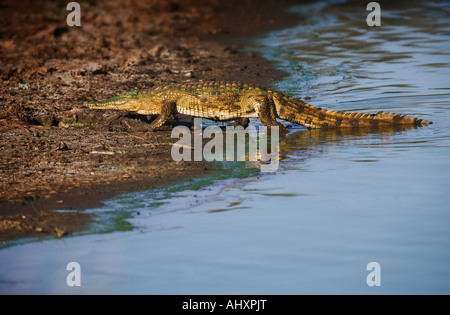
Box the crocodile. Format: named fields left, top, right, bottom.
left=87, top=81, right=430, bottom=132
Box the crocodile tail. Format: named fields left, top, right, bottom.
left=274, top=94, right=430, bottom=128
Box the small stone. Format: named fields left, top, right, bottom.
left=57, top=141, right=68, bottom=151
left=55, top=227, right=66, bottom=238
left=149, top=44, right=166, bottom=58
left=58, top=121, right=69, bottom=128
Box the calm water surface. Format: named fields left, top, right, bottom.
left=1, top=0, right=450, bottom=294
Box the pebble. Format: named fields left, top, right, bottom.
left=57, top=141, right=68, bottom=151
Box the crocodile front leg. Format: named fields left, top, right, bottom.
left=148, top=102, right=175, bottom=131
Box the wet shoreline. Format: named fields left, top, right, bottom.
left=0, top=0, right=301, bottom=241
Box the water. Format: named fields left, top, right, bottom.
left=1, top=0, right=450, bottom=294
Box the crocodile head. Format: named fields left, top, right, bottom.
left=88, top=91, right=140, bottom=110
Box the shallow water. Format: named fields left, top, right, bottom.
left=1, top=0, right=450, bottom=294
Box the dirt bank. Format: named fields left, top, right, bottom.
left=0, top=0, right=300, bottom=242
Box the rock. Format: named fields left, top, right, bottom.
left=57, top=141, right=68, bottom=151
left=55, top=227, right=67, bottom=237
left=149, top=44, right=166, bottom=58
left=58, top=121, right=69, bottom=128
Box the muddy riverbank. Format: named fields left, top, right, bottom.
left=0, top=0, right=301, bottom=241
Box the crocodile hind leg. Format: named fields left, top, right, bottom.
left=145, top=102, right=175, bottom=131
left=254, top=95, right=288, bottom=133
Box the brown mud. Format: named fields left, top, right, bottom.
left=0, top=0, right=301, bottom=242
